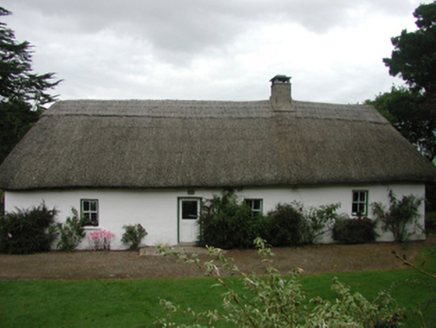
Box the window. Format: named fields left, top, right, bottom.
left=352, top=191, right=368, bottom=216
left=245, top=199, right=263, bottom=218
left=81, top=199, right=99, bottom=226
left=181, top=200, right=199, bottom=220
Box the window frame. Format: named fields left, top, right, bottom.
left=81, top=199, right=99, bottom=226
left=351, top=190, right=368, bottom=216
left=244, top=199, right=263, bottom=218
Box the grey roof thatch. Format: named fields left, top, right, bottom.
left=0, top=99, right=435, bottom=190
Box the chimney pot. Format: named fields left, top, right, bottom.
left=270, top=75, right=295, bottom=111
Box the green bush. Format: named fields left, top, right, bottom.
left=333, top=216, right=377, bottom=244
left=199, top=192, right=342, bottom=249
left=266, top=203, right=307, bottom=247
left=264, top=203, right=341, bottom=247
left=56, top=208, right=86, bottom=252
left=121, top=223, right=147, bottom=250
left=0, top=203, right=58, bottom=254
left=198, top=191, right=267, bottom=249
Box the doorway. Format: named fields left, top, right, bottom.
left=178, top=198, right=200, bottom=243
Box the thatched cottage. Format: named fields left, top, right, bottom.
left=0, top=75, right=435, bottom=249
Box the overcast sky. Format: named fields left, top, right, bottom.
left=2, top=0, right=431, bottom=104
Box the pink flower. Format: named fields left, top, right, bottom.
left=7, top=233, right=12, bottom=239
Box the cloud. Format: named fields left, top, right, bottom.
left=1, top=0, right=430, bottom=103
left=5, top=0, right=418, bottom=57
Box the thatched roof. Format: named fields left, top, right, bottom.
left=0, top=99, right=435, bottom=191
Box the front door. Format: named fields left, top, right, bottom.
left=179, top=198, right=200, bottom=243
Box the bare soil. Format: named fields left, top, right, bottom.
left=1, top=237, right=435, bottom=281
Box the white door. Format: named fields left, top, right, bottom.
left=179, top=198, right=200, bottom=243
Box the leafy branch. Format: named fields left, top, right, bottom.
left=391, top=250, right=436, bottom=280
left=155, top=238, right=403, bottom=327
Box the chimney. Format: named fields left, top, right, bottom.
left=269, top=75, right=295, bottom=111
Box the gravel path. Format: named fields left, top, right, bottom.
left=1, top=237, right=434, bottom=281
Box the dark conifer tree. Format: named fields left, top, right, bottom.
left=0, top=7, right=61, bottom=164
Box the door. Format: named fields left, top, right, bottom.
left=179, top=198, right=200, bottom=243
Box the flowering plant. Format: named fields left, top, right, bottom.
left=87, top=229, right=114, bottom=250
left=371, top=190, right=423, bottom=242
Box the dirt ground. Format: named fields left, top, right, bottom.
left=1, top=237, right=435, bottom=281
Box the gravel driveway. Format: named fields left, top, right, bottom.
left=1, top=237, right=434, bottom=281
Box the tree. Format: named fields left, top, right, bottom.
left=366, top=86, right=436, bottom=162
left=0, top=7, right=61, bottom=164
left=369, top=2, right=436, bottom=163
left=383, top=2, right=436, bottom=95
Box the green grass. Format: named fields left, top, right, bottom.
left=0, top=278, right=227, bottom=327
left=1, top=248, right=435, bottom=327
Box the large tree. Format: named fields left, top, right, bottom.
left=366, top=86, right=436, bottom=162
left=369, top=1, right=436, bottom=162
left=0, top=7, right=61, bottom=164
left=383, top=2, right=436, bottom=95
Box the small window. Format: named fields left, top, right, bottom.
left=352, top=191, right=368, bottom=216
left=245, top=199, right=263, bottom=218
left=181, top=200, right=199, bottom=220
left=81, top=199, right=99, bottom=226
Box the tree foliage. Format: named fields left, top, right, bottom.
left=383, top=2, right=436, bottom=95
left=368, top=2, right=436, bottom=162
left=0, top=7, right=61, bottom=164
left=366, top=86, right=436, bottom=161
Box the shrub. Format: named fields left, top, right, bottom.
left=156, top=238, right=404, bottom=327
left=266, top=203, right=307, bottom=246
left=199, top=192, right=343, bottom=249
left=121, top=224, right=147, bottom=250
left=333, top=216, right=377, bottom=244
left=0, top=203, right=58, bottom=254
left=56, top=208, right=86, bottom=252
left=301, top=203, right=341, bottom=243
left=198, top=191, right=266, bottom=249
left=87, top=230, right=114, bottom=250
left=372, top=190, right=423, bottom=242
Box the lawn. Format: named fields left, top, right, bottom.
left=0, top=245, right=435, bottom=327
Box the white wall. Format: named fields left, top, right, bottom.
left=4, top=183, right=426, bottom=249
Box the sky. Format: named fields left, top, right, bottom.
left=1, top=0, right=432, bottom=104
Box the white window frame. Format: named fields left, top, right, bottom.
left=352, top=190, right=368, bottom=216
left=244, top=199, right=263, bottom=218
left=81, top=199, right=99, bottom=226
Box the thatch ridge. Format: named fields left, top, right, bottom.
left=45, top=99, right=387, bottom=123
left=0, top=99, right=434, bottom=191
